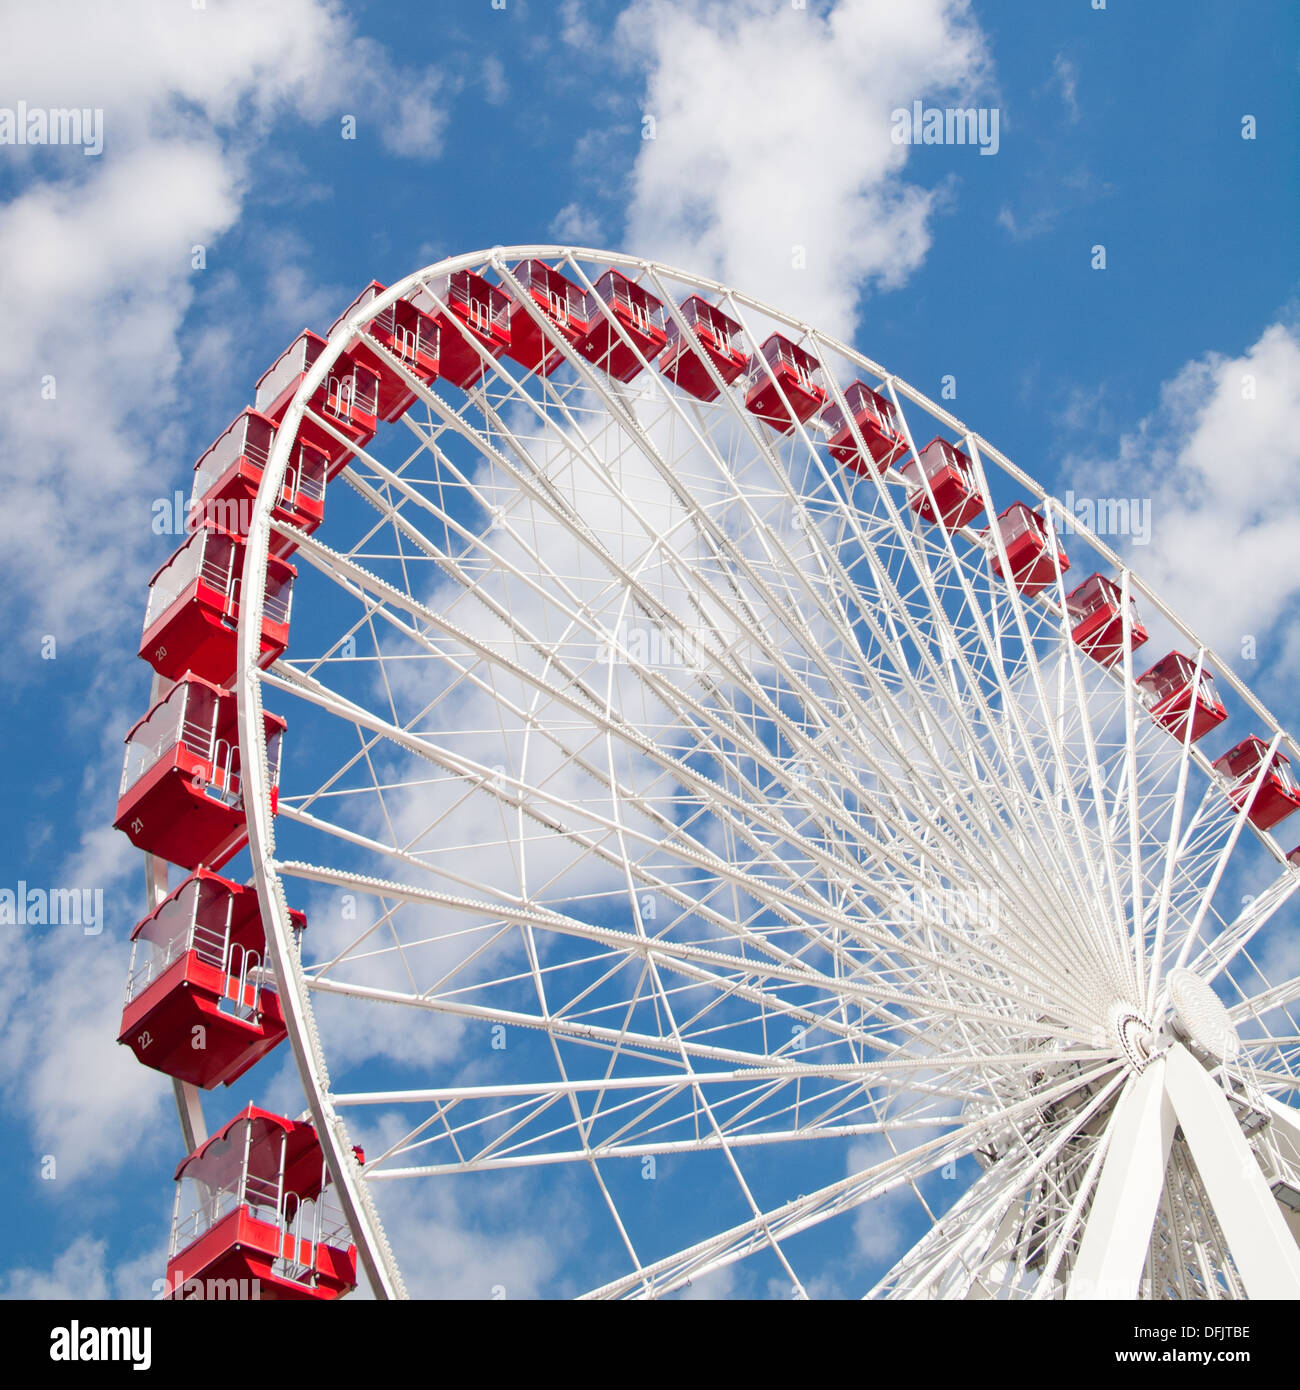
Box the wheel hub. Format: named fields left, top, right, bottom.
left=1166, top=967, right=1241, bottom=1063
left=1108, top=1002, right=1155, bottom=1072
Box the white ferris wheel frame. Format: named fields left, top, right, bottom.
left=173, top=245, right=1300, bottom=1301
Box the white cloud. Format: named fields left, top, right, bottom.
left=560, top=0, right=601, bottom=52
left=373, top=64, right=452, bottom=158
left=482, top=55, right=510, bottom=107
left=678, top=1263, right=738, bottom=1299
left=996, top=203, right=1057, bottom=243
left=1068, top=321, right=1300, bottom=687
left=848, top=1137, right=919, bottom=1265
left=1053, top=53, right=1080, bottom=124
left=0, top=1237, right=112, bottom=1300
left=0, top=1234, right=168, bottom=1300
left=347, top=1110, right=566, bottom=1298
left=616, top=0, right=993, bottom=339
left=0, top=141, right=241, bottom=638
left=550, top=199, right=605, bottom=245
left=0, top=0, right=454, bottom=643
left=368, top=1177, right=560, bottom=1299
left=0, top=1, right=447, bottom=151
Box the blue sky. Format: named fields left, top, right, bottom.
left=0, top=0, right=1297, bottom=1299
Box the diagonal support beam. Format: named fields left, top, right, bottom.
left=1067, top=1058, right=1175, bottom=1299
left=1164, top=1043, right=1300, bottom=1298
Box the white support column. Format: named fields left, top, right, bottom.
left=1067, top=1059, right=1176, bottom=1299
left=1259, top=1092, right=1300, bottom=1157
left=1164, top=1043, right=1300, bottom=1298
left=172, top=1082, right=206, bottom=1153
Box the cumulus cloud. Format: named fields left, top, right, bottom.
left=0, top=1237, right=112, bottom=1300
left=560, top=0, right=601, bottom=52
left=0, top=140, right=241, bottom=637
left=1067, top=321, right=1300, bottom=687
left=848, top=1137, right=922, bottom=1266
left=0, top=1235, right=167, bottom=1300
left=364, top=1171, right=562, bottom=1299
left=550, top=200, right=605, bottom=246
left=616, top=0, right=993, bottom=339
left=0, top=0, right=448, bottom=153
left=0, top=0, right=453, bottom=644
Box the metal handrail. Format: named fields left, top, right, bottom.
left=1065, top=577, right=1127, bottom=623
left=596, top=275, right=666, bottom=332
left=171, top=1175, right=350, bottom=1277
left=324, top=370, right=379, bottom=421
left=429, top=272, right=511, bottom=331
left=281, top=446, right=327, bottom=507
left=120, top=693, right=187, bottom=794
left=223, top=943, right=261, bottom=1019
left=262, top=571, right=293, bottom=628
left=274, top=1192, right=317, bottom=1284
left=515, top=262, right=587, bottom=324
left=665, top=299, right=741, bottom=360
left=192, top=418, right=271, bottom=503
left=170, top=1183, right=242, bottom=1257
left=823, top=384, right=899, bottom=437
left=206, top=736, right=240, bottom=802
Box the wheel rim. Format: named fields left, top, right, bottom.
left=231, top=247, right=1300, bottom=1299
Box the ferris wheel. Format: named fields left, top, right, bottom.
left=114, top=246, right=1300, bottom=1301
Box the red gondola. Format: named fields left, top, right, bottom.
left=119, top=871, right=305, bottom=1089
left=900, top=438, right=985, bottom=529
left=114, top=675, right=284, bottom=871
left=503, top=259, right=591, bottom=377
left=821, top=381, right=906, bottom=473
left=658, top=296, right=749, bottom=402
left=1065, top=574, right=1149, bottom=667
left=1213, top=737, right=1300, bottom=831
left=411, top=270, right=512, bottom=389
left=987, top=502, right=1069, bottom=598
left=166, top=1106, right=357, bottom=1301
left=190, top=410, right=328, bottom=557
left=254, top=331, right=380, bottom=476
left=1135, top=652, right=1228, bottom=744
left=139, top=522, right=294, bottom=686
left=573, top=269, right=669, bottom=382
left=744, top=334, right=828, bottom=433
left=329, top=281, right=440, bottom=422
